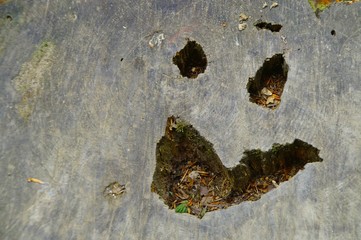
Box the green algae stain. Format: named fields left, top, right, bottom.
left=13, top=41, right=55, bottom=121
left=308, top=0, right=359, bottom=16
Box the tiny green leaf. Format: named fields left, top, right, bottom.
left=175, top=201, right=188, bottom=213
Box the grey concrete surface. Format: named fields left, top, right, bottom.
left=0, top=0, right=360, bottom=239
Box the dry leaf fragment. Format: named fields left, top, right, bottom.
left=272, top=180, right=279, bottom=187
left=270, top=2, right=279, bottom=9
left=266, top=95, right=275, bottom=104
left=188, top=170, right=200, bottom=180
left=261, top=87, right=272, bottom=96
left=238, top=23, right=247, bottom=31
left=197, top=170, right=209, bottom=176
left=27, top=178, right=44, bottom=184
left=239, top=13, right=249, bottom=22
left=272, top=93, right=281, bottom=100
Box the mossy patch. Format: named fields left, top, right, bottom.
left=151, top=116, right=233, bottom=212
left=13, top=41, right=55, bottom=121
left=152, top=116, right=323, bottom=218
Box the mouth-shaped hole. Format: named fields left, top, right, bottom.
left=151, top=116, right=322, bottom=218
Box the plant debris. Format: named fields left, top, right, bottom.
left=232, top=168, right=298, bottom=202
left=151, top=116, right=323, bottom=218
left=27, top=178, right=45, bottom=184
left=247, top=53, right=288, bottom=110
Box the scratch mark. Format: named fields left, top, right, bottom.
left=44, top=0, right=50, bottom=20
left=339, top=27, right=361, bottom=53
left=105, top=208, right=116, bottom=240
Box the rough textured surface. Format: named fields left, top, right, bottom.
left=0, top=0, right=360, bottom=239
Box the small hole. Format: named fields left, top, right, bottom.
left=120, top=58, right=124, bottom=61
left=254, top=20, right=282, bottom=32
left=172, top=39, right=207, bottom=79
left=247, top=54, right=289, bottom=110
left=331, top=30, right=336, bottom=36
left=6, top=15, right=12, bottom=21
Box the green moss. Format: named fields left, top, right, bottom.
left=175, top=119, right=188, bottom=133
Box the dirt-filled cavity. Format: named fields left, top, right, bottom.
left=247, top=53, right=288, bottom=110
left=151, top=116, right=322, bottom=218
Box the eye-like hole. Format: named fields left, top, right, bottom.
left=172, top=40, right=207, bottom=79
left=247, top=54, right=289, bottom=110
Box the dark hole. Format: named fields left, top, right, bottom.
left=247, top=53, right=289, bottom=110
left=331, top=30, right=336, bottom=36
left=120, top=58, right=124, bottom=61
left=6, top=15, right=12, bottom=21
left=151, top=116, right=322, bottom=218
left=254, top=20, right=282, bottom=32
left=172, top=39, right=207, bottom=79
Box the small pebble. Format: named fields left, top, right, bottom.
left=270, top=2, right=279, bottom=9
left=261, top=87, right=273, bottom=96
left=239, top=13, right=249, bottom=22
left=238, top=23, right=247, bottom=31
